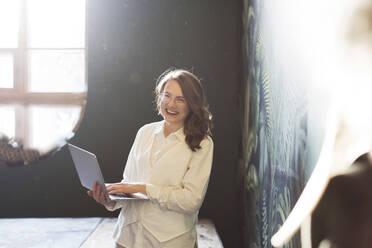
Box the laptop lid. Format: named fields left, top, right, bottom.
left=68, top=143, right=105, bottom=191
left=68, top=143, right=148, bottom=200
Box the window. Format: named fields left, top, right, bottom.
left=0, top=0, right=87, bottom=153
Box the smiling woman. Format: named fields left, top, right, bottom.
left=0, top=0, right=87, bottom=166
left=155, top=69, right=213, bottom=151
left=88, top=69, right=214, bottom=248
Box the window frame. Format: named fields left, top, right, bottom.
left=0, top=0, right=87, bottom=147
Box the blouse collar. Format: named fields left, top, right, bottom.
left=154, top=121, right=186, bottom=141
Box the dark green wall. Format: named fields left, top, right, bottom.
left=239, top=0, right=327, bottom=247
left=0, top=0, right=242, bottom=247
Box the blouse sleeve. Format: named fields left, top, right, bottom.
left=146, top=137, right=214, bottom=214
left=104, top=127, right=143, bottom=211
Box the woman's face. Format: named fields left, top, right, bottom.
left=159, top=80, right=190, bottom=128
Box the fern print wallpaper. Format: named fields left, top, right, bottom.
left=239, top=0, right=313, bottom=247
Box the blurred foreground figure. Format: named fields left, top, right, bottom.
left=312, top=153, right=372, bottom=248
left=271, top=0, right=372, bottom=247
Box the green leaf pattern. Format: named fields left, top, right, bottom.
left=240, top=0, right=308, bottom=247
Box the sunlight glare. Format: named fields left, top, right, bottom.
left=0, top=1, right=20, bottom=48
left=27, top=0, right=86, bottom=48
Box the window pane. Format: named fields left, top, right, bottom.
left=28, top=0, right=85, bottom=48
left=29, top=50, right=86, bottom=93
left=0, top=54, right=14, bottom=88
left=29, top=105, right=82, bottom=152
left=0, top=1, right=20, bottom=48
left=0, top=105, right=15, bottom=139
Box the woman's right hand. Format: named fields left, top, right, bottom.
left=87, top=181, right=115, bottom=208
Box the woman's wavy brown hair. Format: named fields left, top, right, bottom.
left=155, top=69, right=212, bottom=151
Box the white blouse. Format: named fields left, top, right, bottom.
left=105, top=121, right=214, bottom=248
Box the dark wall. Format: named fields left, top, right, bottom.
left=0, top=0, right=242, bottom=247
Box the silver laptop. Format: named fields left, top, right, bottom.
left=68, top=143, right=148, bottom=200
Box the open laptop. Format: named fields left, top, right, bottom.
left=68, top=143, right=148, bottom=200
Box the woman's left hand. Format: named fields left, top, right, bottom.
left=106, top=183, right=147, bottom=195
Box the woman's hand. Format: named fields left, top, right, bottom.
left=87, top=181, right=115, bottom=208
left=106, top=183, right=147, bottom=195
